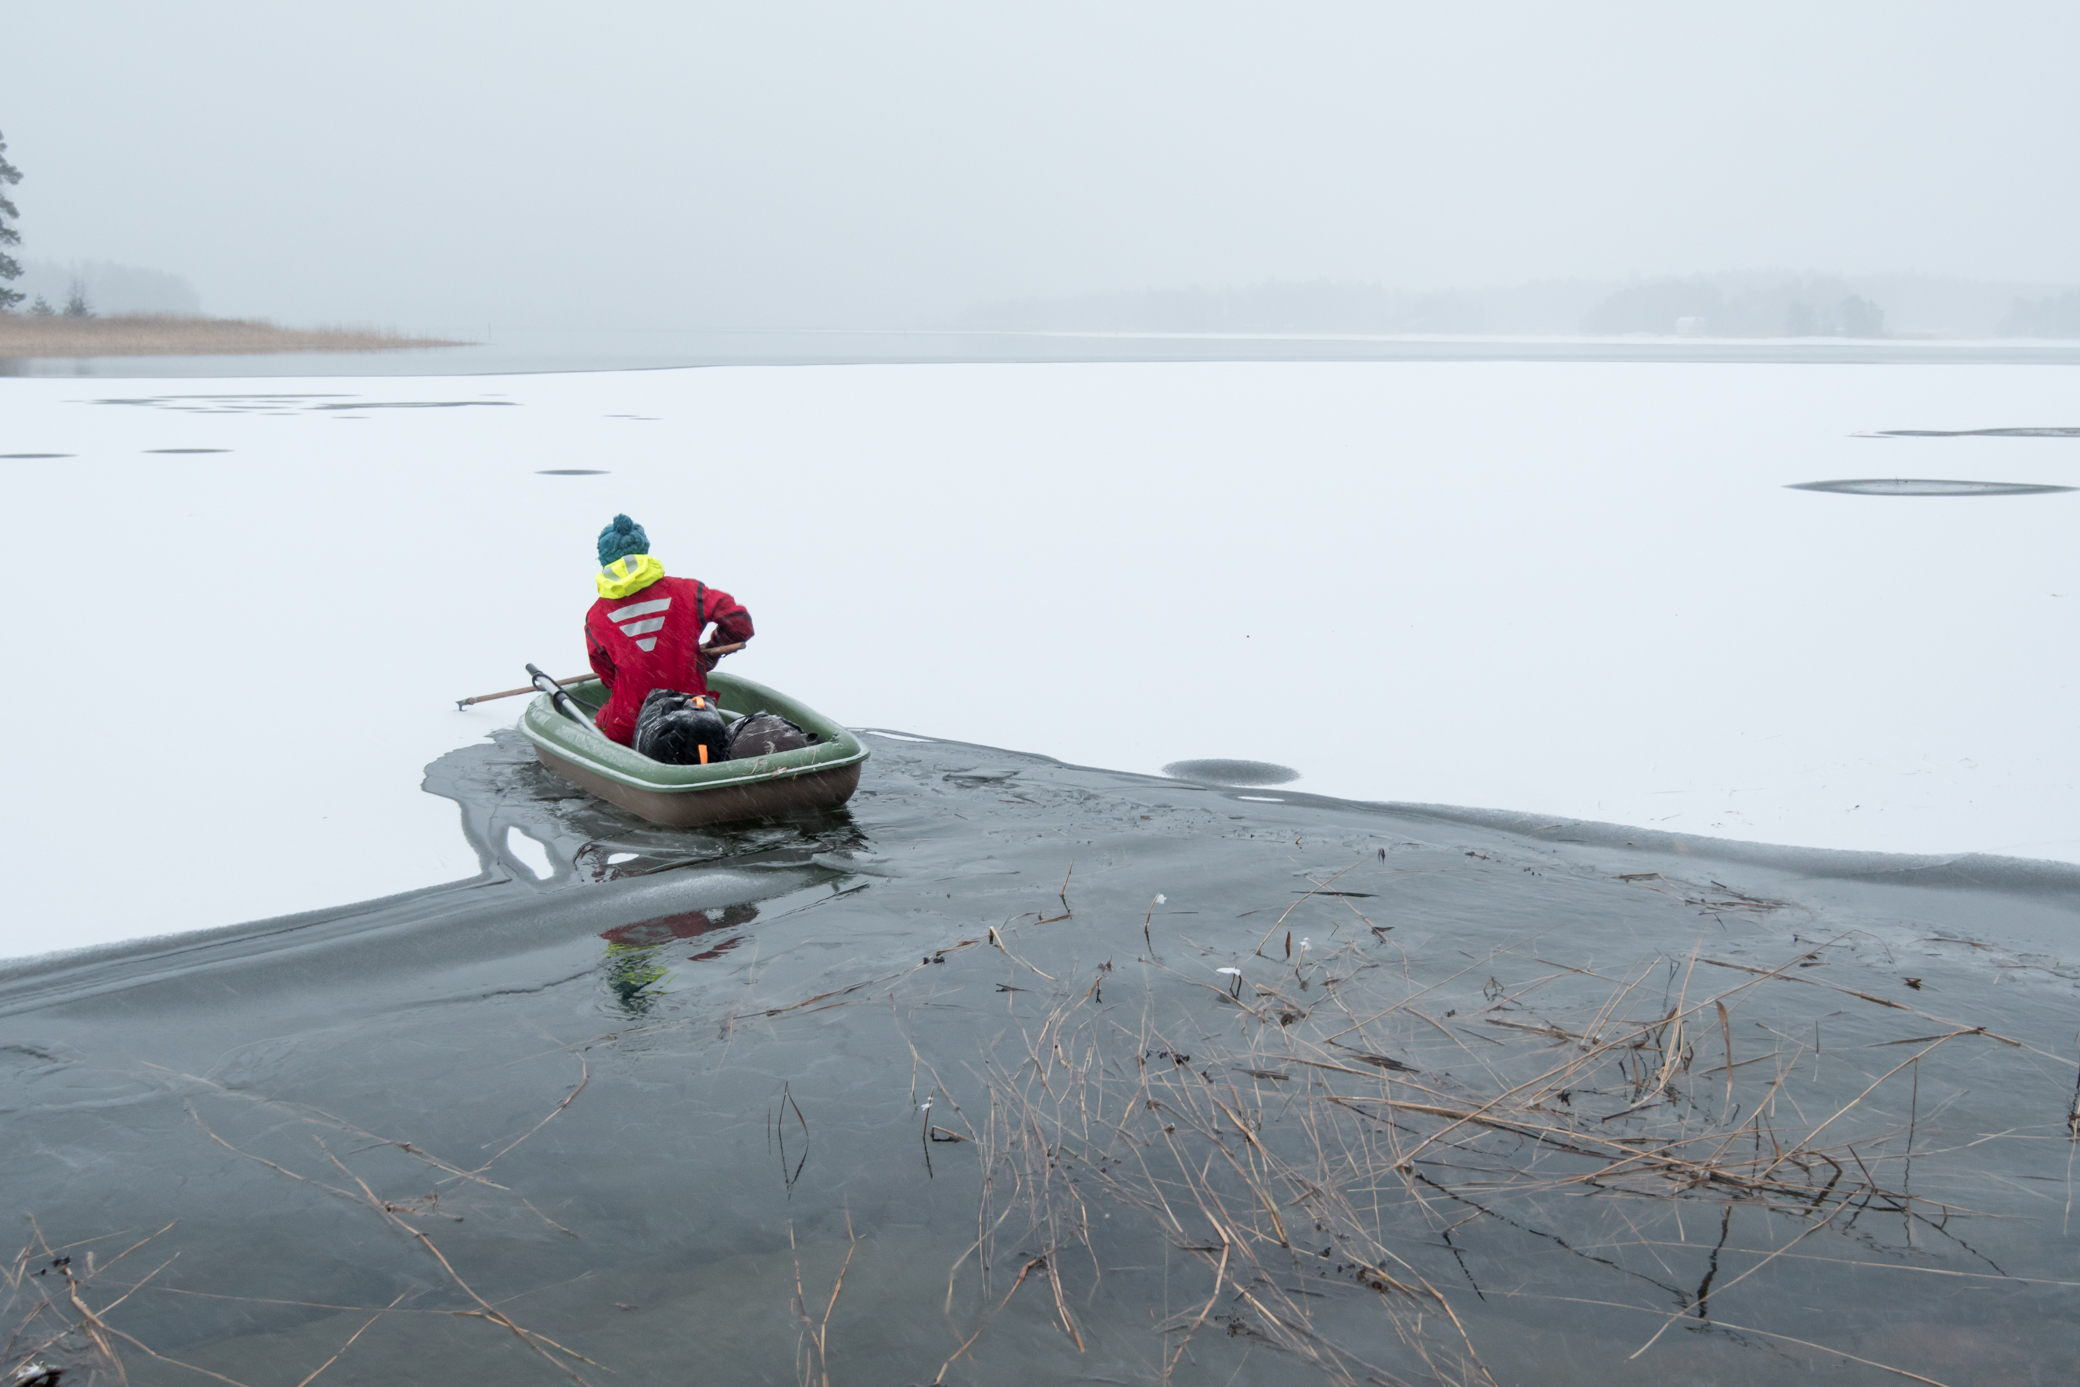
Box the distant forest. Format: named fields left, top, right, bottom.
left=9, top=257, right=202, bottom=316
left=960, top=274, right=2080, bottom=340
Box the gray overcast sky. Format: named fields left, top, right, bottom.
left=5, top=1, right=2077, bottom=329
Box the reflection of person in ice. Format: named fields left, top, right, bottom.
left=585, top=514, right=754, bottom=746
left=598, top=904, right=760, bottom=1016
left=601, top=903, right=760, bottom=954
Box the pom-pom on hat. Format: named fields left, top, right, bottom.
left=597, top=514, right=650, bottom=568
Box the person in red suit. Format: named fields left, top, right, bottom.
left=584, top=514, right=754, bottom=745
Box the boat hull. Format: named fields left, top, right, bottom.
left=517, top=670, right=869, bottom=828
left=532, top=744, right=863, bottom=827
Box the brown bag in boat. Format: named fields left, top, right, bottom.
left=727, top=711, right=817, bottom=760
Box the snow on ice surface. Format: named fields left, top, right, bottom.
left=3, top=359, right=2079, bottom=957
left=503, top=826, right=553, bottom=881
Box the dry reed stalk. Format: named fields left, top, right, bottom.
left=913, top=889, right=2008, bottom=1387
left=316, top=1140, right=602, bottom=1384
left=468, top=1055, right=591, bottom=1173
left=1253, top=859, right=1369, bottom=957
left=148, top=1065, right=521, bottom=1197
left=788, top=1210, right=860, bottom=1387
left=171, top=1101, right=603, bottom=1383
left=933, top=983, right=1475, bottom=1386
left=4, top=1219, right=257, bottom=1387
left=291, top=1288, right=413, bottom=1387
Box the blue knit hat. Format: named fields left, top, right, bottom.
left=597, top=514, right=649, bottom=567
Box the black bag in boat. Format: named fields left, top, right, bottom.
left=633, top=689, right=732, bottom=765
left=727, top=711, right=818, bottom=759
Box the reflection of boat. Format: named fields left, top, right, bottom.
left=600, top=905, right=760, bottom=1014
left=520, top=670, right=869, bottom=828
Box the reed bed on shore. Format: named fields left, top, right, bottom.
left=0, top=313, right=464, bottom=357
left=909, top=867, right=2058, bottom=1386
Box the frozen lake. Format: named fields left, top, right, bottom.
left=10, top=730, right=2080, bottom=1386
left=8, top=327, right=2080, bottom=377
left=4, top=358, right=2079, bottom=956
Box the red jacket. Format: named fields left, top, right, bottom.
left=585, top=561, right=754, bottom=745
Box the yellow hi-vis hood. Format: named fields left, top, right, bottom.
left=596, top=553, right=665, bottom=599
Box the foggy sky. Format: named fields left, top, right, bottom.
left=5, top=1, right=2077, bottom=331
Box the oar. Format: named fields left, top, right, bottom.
left=526, top=664, right=617, bottom=741
left=456, top=643, right=747, bottom=709
left=458, top=675, right=589, bottom=709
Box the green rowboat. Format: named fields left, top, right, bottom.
left=518, top=670, right=869, bottom=827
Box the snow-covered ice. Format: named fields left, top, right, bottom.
left=503, top=826, right=553, bottom=881
left=4, top=359, right=2079, bottom=957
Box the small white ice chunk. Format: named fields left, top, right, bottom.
left=505, top=826, right=553, bottom=880
left=1216, top=967, right=1242, bottom=976
left=606, top=851, right=638, bottom=864
left=1236, top=795, right=1284, bottom=802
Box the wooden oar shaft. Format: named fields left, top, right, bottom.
left=456, top=643, right=747, bottom=708
left=458, top=679, right=582, bottom=708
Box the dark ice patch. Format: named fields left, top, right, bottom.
left=1788, top=478, right=2074, bottom=497
left=307, top=400, right=515, bottom=411
left=538, top=468, right=609, bottom=475
left=0, top=453, right=72, bottom=458
left=95, top=393, right=350, bottom=414
left=1162, top=758, right=1300, bottom=786
left=1875, top=427, right=2080, bottom=438
left=93, top=394, right=511, bottom=415
left=10, top=727, right=2080, bottom=1384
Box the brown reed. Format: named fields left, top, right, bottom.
left=906, top=863, right=2028, bottom=1387
left=0, top=313, right=465, bottom=358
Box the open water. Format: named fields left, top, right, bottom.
left=7, top=730, right=2080, bottom=1385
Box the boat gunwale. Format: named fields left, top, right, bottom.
left=517, top=672, right=868, bottom=796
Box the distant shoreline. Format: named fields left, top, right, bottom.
left=0, top=313, right=468, bottom=358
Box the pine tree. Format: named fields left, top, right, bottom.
left=0, top=129, right=21, bottom=312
